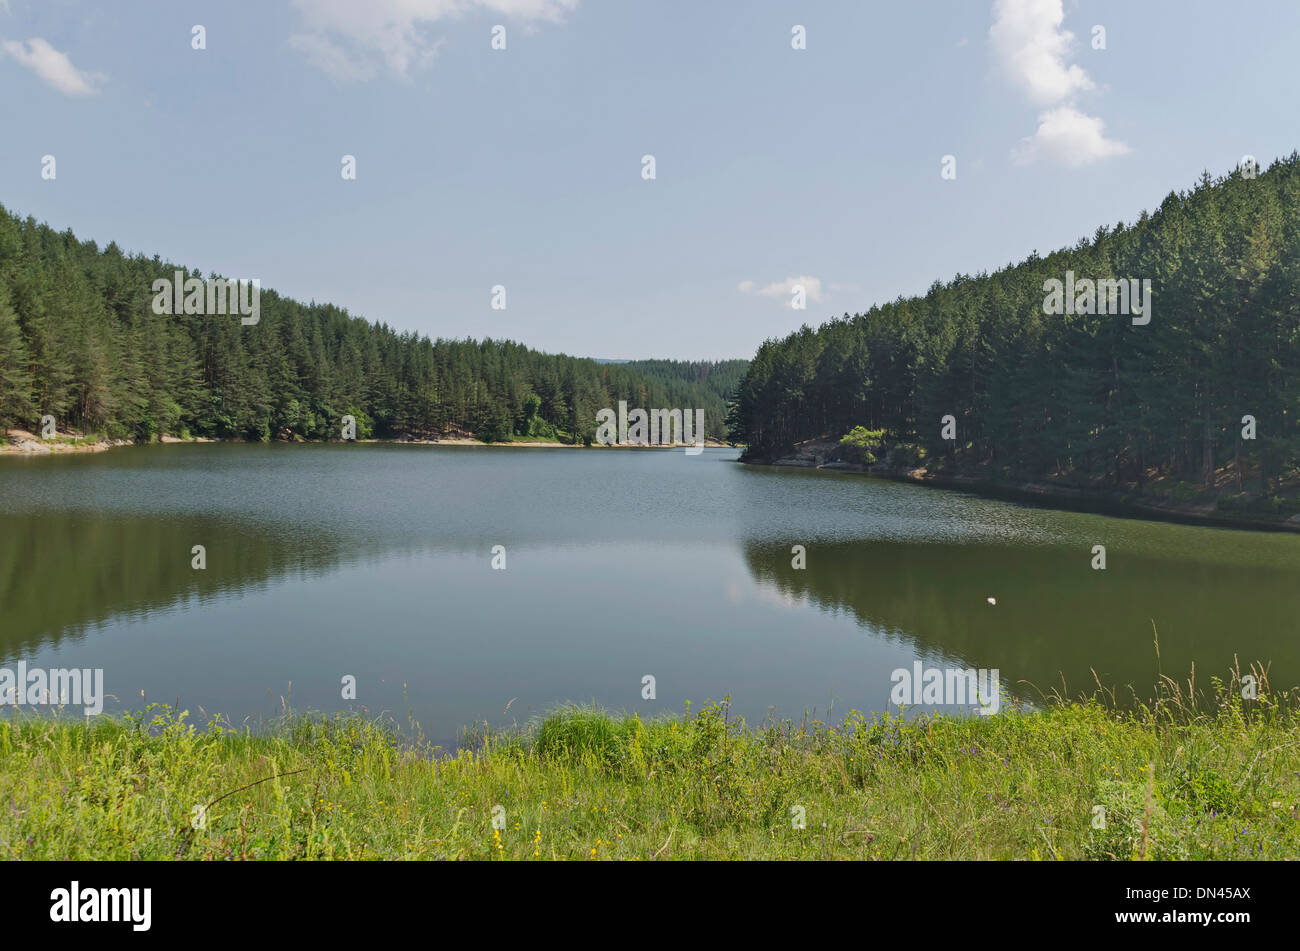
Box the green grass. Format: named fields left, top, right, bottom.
left=2, top=665, right=1297, bottom=860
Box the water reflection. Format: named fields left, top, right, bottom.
left=742, top=537, right=1300, bottom=703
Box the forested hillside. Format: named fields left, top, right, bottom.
left=621, top=359, right=749, bottom=406
left=729, top=155, right=1300, bottom=505
left=0, top=206, right=741, bottom=444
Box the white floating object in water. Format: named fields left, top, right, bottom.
left=986, top=597, right=997, bottom=606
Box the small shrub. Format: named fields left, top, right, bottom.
left=839, top=426, right=886, bottom=465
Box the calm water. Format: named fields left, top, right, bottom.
left=2, top=443, right=1298, bottom=746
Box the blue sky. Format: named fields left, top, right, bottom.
left=2, top=0, right=1297, bottom=360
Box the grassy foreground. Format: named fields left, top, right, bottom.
left=2, top=669, right=1298, bottom=860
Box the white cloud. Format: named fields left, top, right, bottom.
left=476, top=0, right=579, bottom=17
left=289, top=0, right=578, bottom=80
left=758, top=276, right=822, bottom=302
left=288, top=32, right=379, bottom=82
left=2, top=37, right=104, bottom=96
left=739, top=276, right=824, bottom=308
left=1013, top=105, right=1129, bottom=167
left=989, top=0, right=1093, bottom=105
left=988, top=0, right=1128, bottom=166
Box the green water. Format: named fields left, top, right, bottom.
left=1, top=444, right=1296, bottom=745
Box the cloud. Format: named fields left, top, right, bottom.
left=2, top=37, right=104, bottom=96
left=989, top=0, right=1093, bottom=105
left=988, top=0, right=1127, bottom=166
left=288, top=32, right=380, bottom=82
left=1013, top=105, right=1129, bottom=167
left=289, top=0, right=578, bottom=80
left=739, top=275, right=824, bottom=308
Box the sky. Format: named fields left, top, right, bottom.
left=1, top=0, right=1297, bottom=361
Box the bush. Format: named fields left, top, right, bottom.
left=534, top=705, right=643, bottom=766
left=1217, top=493, right=1300, bottom=516
left=888, top=442, right=926, bottom=468
left=340, top=407, right=373, bottom=440
left=839, top=426, right=886, bottom=465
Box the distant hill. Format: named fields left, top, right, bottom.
left=621, top=359, right=751, bottom=408
left=731, top=154, right=1300, bottom=511
left=0, top=206, right=745, bottom=444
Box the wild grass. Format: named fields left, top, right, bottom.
left=1, top=661, right=1296, bottom=860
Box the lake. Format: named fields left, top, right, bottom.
left=2, top=443, right=1298, bottom=747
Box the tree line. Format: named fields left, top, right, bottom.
left=0, top=204, right=744, bottom=444
left=728, top=154, right=1300, bottom=503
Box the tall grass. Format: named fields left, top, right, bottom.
left=1, top=662, right=1296, bottom=860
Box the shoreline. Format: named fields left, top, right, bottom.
left=3, top=679, right=1295, bottom=860
left=8, top=426, right=1295, bottom=533
left=381, top=436, right=735, bottom=450
left=0, top=430, right=218, bottom=455
left=0, top=429, right=736, bottom=456
left=879, top=467, right=1300, bottom=534
left=744, top=445, right=1300, bottom=534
